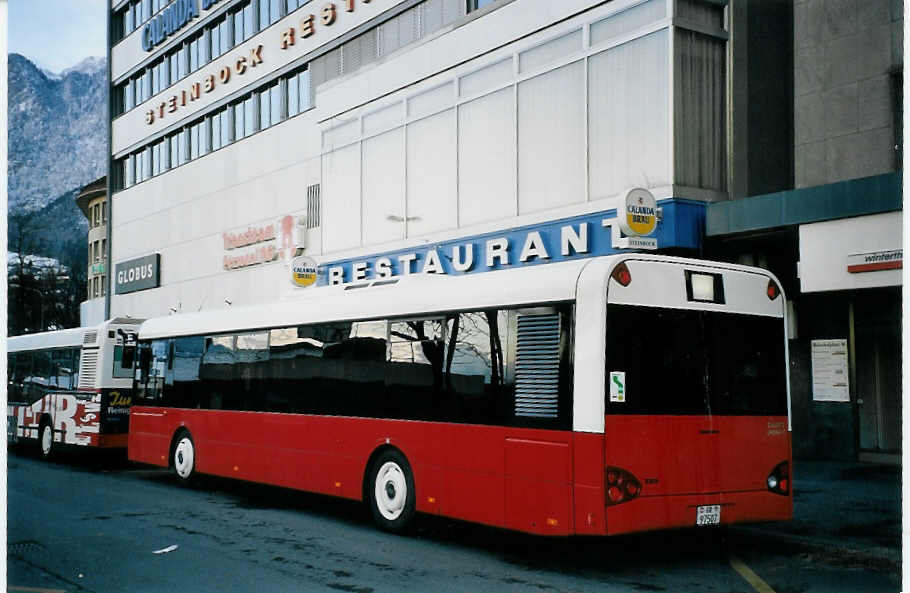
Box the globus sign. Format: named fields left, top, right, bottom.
left=115, top=253, right=161, bottom=294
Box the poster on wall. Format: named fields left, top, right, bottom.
left=810, top=339, right=850, bottom=402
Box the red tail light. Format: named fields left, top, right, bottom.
left=766, top=279, right=780, bottom=300
left=767, top=461, right=789, bottom=495
left=605, top=466, right=642, bottom=506
left=612, top=263, right=632, bottom=287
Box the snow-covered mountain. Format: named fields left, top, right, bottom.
left=8, top=53, right=108, bottom=213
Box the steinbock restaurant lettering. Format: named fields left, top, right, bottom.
left=115, top=254, right=161, bottom=295
left=145, top=0, right=380, bottom=126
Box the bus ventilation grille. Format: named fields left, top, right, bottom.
left=78, top=350, right=99, bottom=389
left=83, top=331, right=98, bottom=345
left=514, top=313, right=560, bottom=419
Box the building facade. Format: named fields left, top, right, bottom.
left=707, top=0, right=902, bottom=461
left=107, top=0, right=900, bottom=460
left=76, top=176, right=109, bottom=326
left=108, top=0, right=730, bottom=313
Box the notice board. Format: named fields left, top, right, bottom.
left=810, top=339, right=850, bottom=402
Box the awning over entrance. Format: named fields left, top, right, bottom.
left=706, top=172, right=901, bottom=237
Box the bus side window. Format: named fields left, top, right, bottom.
left=444, top=310, right=512, bottom=424
left=31, top=351, right=53, bottom=401
left=72, top=347, right=80, bottom=388
left=387, top=319, right=445, bottom=420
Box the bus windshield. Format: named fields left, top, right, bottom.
left=605, top=304, right=787, bottom=416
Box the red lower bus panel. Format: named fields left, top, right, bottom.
left=128, top=408, right=577, bottom=535
left=604, top=414, right=792, bottom=535
left=605, top=490, right=792, bottom=535
left=572, top=432, right=606, bottom=535
left=504, top=438, right=572, bottom=535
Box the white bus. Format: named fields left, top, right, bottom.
left=128, top=255, right=791, bottom=535
left=8, top=318, right=142, bottom=458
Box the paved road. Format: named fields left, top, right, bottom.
left=7, top=448, right=899, bottom=593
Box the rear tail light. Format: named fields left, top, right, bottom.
left=612, top=263, right=632, bottom=286
left=767, top=461, right=789, bottom=495
left=605, top=466, right=642, bottom=506
left=767, top=278, right=780, bottom=300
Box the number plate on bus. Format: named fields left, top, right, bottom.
left=696, top=505, right=721, bottom=526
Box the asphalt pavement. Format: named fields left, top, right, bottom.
left=6, top=448, right=902, bottom=593
left=730, top=460, right=901, bottom=572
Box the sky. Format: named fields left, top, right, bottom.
left=8, top=0, right=107, bottom=73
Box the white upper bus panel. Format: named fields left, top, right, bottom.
left=138, top=257, right=600, bottom=340
left=138, top=255, right=783, bottom=341
left=609, top=258, right=785, bottom=318
left=8, top=318, right=144, bottom=353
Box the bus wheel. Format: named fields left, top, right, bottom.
left=172, top=430, right=196, bottom=484
left=368, top=450, right=415, bottom=533
left=38, top=422, right=53, bottom=460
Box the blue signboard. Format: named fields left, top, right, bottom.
left=316, top=198, right=705, bottom=286
left=142, top=0, right=200, bottom=52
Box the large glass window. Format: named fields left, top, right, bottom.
left=270, top=82, right=283, bottom=126
left=245, top=95, right=257, bottom=136
left=467, top=0, right=497, bottom=12
left=234, top=9, right=245, bottom=44
left=605, top=305, right=787, bottom=416
left=130, top=305, right=575, bottom=426
left=243, top=2, right=256, bottom=40
left=211, top=112, right=222, bottom=151
left=259, top=87, right=271, bottom=129
left=220, top=16, right=233, bottom=55
left=235, top=102, right=246, bottom=140
left=288, top=73, right=300, bottom=116
left=210, top=23, right=221, bottom=60
left=221, top=109, right=233, bottom=146
left=259, top=0, right=270, bottom=29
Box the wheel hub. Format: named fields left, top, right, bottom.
left=374, top=461, right=407, bottom=521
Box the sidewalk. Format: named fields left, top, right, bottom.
left=730, top=461, right=901, bottom=570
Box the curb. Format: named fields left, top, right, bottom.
left=728, top=526, right=901, bottom=573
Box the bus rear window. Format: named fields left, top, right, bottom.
left=606, top=304, right=787, bottom=416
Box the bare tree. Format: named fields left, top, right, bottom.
left=8, top=210, right=49, bottom=334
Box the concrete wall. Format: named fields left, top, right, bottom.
left=794, top=0, right=903, bottom=188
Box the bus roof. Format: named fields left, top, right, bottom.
left=8, top=318, right=144, bottom=353
left=139, top=257, right=606, bottom=340
left=137, top=254, right=782, bottom=341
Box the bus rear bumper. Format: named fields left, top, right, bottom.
left=605, top=490, right=792, bottom=536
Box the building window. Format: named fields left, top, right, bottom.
left=466, top=0, right=496, bottom=13
left=114, top=64, right=312, bottom=191
left=101, top=238, right=107, bottom=261
left=102, top=202, right=107, bottom=224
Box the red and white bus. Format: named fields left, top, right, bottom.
left=8, top=318, right=142, bottom=458
left=128, top=255, right=791, bottom=535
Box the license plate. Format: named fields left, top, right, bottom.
left=696, top=505, right=721, bottom=526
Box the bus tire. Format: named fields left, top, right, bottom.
left=367, top=449, right=416, bottom=533
left=171, top=430, right=196, bottom=485
left=38, top=420, right=53, bottom=460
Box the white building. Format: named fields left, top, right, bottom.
left=108, top=0, right=728, bottom=316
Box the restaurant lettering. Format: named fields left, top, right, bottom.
left=144, top=0, right=380, bottom=126
left=146, top=45, right=263, bottom=125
